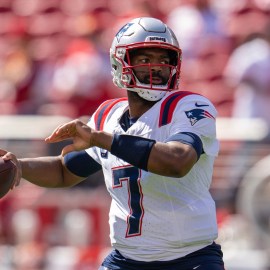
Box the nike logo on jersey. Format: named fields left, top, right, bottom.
left=195, top=102, right=209, bottom=107
left=193, top=265, right=201, bottom=269
left=185, top=109, right=215, bottom=126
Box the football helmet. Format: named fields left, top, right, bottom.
left=110, top=17, right=182, bottom=101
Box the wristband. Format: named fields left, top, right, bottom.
left=111, top=134, right=156, bottom=171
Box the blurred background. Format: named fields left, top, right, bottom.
left=0, top=0, right=270, bottom=269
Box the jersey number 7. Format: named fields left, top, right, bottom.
left=112, top=166, right=144, bottom=237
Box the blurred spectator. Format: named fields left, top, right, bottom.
left=166, top=0, right=224, bottom=58
left=220, top=0, right=270, bottom=48
left=166, top=0, right=234, bottom=116
left=0, top=33, right=34, bottom=115
left=0, top=79, right=17, bottom=114
left=224, top=22, right=270, bottom=141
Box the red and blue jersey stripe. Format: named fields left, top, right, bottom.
left=94, top=97, right=127, bottom=131
left=159, top=91, right=195, bottom=127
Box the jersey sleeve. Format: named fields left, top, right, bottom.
left=166, top=94, right=219, bottom=156
left=90, top=98, right=128, bottom=131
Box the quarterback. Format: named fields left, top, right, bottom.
left=1, top=17, right=225, bottom=269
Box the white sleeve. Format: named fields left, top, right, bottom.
left=169, top=96, right=219, bottom=156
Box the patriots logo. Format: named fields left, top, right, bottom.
left=116, top=23, right=134, bottom=42
left=185, top=109, right=215, bottom=126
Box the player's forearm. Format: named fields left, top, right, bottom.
left=19, top=156, right=65, bottom=188
left=92, top=130, right=114, bottom=151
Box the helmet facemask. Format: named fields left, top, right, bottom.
left=112, top=43, right=181, bottom=101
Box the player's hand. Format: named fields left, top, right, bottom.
left=45, top=119, right=94, bottom=156
left=0, top=149, right=22, bottom=189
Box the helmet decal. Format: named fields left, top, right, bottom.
left=116, top=23, right=134, bottom=42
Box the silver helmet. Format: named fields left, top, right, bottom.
left=110, top=17, right=182, bottom=101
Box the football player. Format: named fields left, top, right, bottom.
left=1, top=17, right=225, bottom=269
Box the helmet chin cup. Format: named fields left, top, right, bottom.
left=110, top=17, right=182, bottom=101
left=137, top=89, right=166, bottom=101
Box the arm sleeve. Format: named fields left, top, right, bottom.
left=165, top=132, right=203, bottom=160
left=63, top=150, right=102, bottom=178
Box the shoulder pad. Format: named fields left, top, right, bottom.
left=159, top=91, right=196, bottom=127
left=94, top=98, right=127, bottom=130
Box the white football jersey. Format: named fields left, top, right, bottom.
left=86, top=91, right=219, bottom=261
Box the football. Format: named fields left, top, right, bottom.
left=0, top=158, right=16, bottom=199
